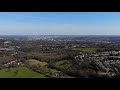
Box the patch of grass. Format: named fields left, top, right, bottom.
left=25, top=59, right=60, bottom=76
left=0, top=67, right=47, bottom=78
left=40, top=67, right=58, bottom=76
left=25, top=59, right=72, bottom=77
left=73, top=48, right=96, bottom=52
left=25, top=59, right=48, bottom=67
left=50, top=60, right=79, bottom=77
left=51, top=60, right=73, bottom=71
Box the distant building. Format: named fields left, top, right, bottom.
left=0, top=47, right=14, bottom=51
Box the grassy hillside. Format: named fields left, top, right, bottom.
left=25, top=59, right=73, bottom=78
left=25, top=59, right=48, bottom=67
left=51, top=60, right=73, bottom=70
left=50, top=60, right=77, bottom=74
left=25, top=59, right=60, bottom=76
left=0, top=59, right=75, bottom=78
left=0, top=67, right=47, bottom=78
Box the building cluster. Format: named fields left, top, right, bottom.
left=74, top=51, right=120, bottom=77
left=75, top=51, right=120, bottom=61
left=2, top=60, right=23, bottom=68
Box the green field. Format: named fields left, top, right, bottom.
left=51, top=60, right=78, bottom=76
left=51, top=60, right=73, bottom=71
left=25, top=59, right=59, bottom=76
left=73, top=48, right=96, bottom=52
left=40, top=67, right=58, bottom=75
left=0, top=67, right=47, bottom=78
left=0, top=59, right=74, bottom=78
left=25, top=59, right=48, bottom=67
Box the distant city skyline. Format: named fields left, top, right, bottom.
left=0, top=12, right=120, bottom=35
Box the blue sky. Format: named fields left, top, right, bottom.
left=0, top=12, right=120, bottom=35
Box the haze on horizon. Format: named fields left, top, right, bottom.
left=0, top=12, right=120, bottom=35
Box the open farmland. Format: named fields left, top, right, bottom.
left=25, top=59, right=48, bottom=67
left=25, top=59, right=73, bottom=78
left=0, top=67, right=46, bottom=78
left=51, top=60, right=73, bottom=70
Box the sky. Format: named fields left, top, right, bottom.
left=0, top=12, right=120, bottom=35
